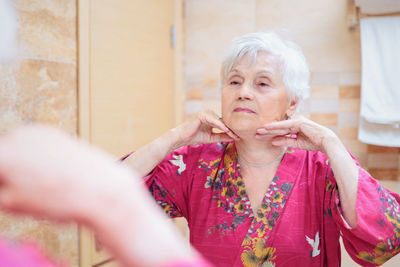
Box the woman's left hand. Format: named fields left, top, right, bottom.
left=255, top=116, right=337, bottom=153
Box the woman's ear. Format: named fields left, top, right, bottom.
left=286, top=98, right=299, bottom=118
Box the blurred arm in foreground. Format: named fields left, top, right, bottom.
left=0, top=125, right=210, bottom=267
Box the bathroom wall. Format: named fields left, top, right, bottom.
left=0, top=0, right=78, bottom=266
left=183, top=0, right=400, bottom=180
left=0, top=1, right=398, bottom=266
left=183, top=1, right=400, bottom=265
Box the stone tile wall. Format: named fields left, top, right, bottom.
left=0, top=0, right=78, bottom=266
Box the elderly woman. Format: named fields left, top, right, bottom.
left=125, top=32, right=400, bottom=267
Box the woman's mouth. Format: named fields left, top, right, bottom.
left=233, top=107, right=256, bottom=113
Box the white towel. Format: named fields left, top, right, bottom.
left=360, top=16, right=400, bottom=124
left=359, top=117, right=400, bottom=147
left=358, top=16, right=400, bottom=147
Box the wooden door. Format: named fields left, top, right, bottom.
left=78, top=0, right=183, bottom=266
left=89, top=0, right=175, bottom=157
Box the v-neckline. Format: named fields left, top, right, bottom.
left=234, top=144, right=288, bottom=217
left=230, top=146, right=301, bottom=267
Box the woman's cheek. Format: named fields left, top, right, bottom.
left=258, top=112, right=278, bottom=125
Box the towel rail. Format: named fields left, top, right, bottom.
left=348, top=0, right=400, bottom=30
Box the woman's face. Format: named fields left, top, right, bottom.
left=221, top=51, right=297, bottom=137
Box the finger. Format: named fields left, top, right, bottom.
left=255, top=133, right=290, bottom=140
left=212, top=126, right=240, bottom=140
left=255, top=133, right=273, bottom=140
left=271, top=136, right=298, bottom=147
left=201, top=113, right=240, bottom=140
left=256, top=128, right=292, bottom=136
left=224, top=129, right=240, bottom=140
left=200, top=113, right=228, bottom=131
left=260, top=119, right=301, bottom=132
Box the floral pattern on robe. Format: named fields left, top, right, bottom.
left=140, top=142, right=400, bottom=266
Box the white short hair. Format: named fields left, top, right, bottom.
left=220, top=32, right=310, bottom=103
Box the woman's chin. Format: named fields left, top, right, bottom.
left=223, top=119, right=262, bottom=139
left=229, top=126, right=257, bottom=140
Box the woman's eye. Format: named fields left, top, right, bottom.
left=230, top=81, right=240, bottom=85
left=259, top=82, right=269, bottom=87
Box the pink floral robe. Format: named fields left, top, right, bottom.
left=142, top=142, right=400, bottom=266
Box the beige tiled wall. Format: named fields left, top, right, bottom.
left=183, top=0, right=399, bottom=180
left=0, top=1, right=78, bottom=266
left=183, top=1, right=400, bottom=266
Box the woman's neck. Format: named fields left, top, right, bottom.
left=235, top=138, right=285, bottom=165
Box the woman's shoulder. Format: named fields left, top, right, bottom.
left=287, top=148, right=333, bottom=195
left=286, top=147, right=329, bottom=166
left=171, top=142, right=231, bottom=162
left=286, top=148, right=331, bottom=186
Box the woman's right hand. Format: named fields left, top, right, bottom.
left=172, top=110, right=240, bottom=149
left=124, top=110, right=239, bottom=178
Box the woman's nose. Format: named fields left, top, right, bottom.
left=237, top=83, right=253, bottom=100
